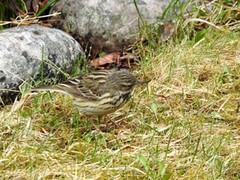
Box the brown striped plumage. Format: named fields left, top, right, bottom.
left=33, top=69, right=148, bottom=116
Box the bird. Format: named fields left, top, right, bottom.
left=33, top=69, right=149, bottom=127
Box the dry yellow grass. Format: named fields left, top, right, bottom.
left=1, top=28, right=240, bottom=179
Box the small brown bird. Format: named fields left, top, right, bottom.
left=33, top=69, right=149, bottom=117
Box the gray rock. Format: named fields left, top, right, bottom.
left=0, top=25, right=84, bottom=103
left=50, top=0, right=170, bottom=54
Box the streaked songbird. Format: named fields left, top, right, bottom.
left=33, top=69, right=149, bottom=127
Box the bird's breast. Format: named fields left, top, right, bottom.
left=73, top=91, right=132, bottom=116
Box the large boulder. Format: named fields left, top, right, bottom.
left=0, top=25, right=84, bottom=103
left=50, top=0, right=170, bottom=55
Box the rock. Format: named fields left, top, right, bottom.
left=0, top=25, right=84, bottom=103
left=50, top=0, right=170, bottom=55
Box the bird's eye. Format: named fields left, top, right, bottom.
left=120, top=82, right=134, bottom=90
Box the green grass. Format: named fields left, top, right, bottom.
left=1, top=0, right=240, bottom=179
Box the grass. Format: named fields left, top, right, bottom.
left=1, top=0, right=240, bottom=179
left=1, top=29, right=239, bottom=179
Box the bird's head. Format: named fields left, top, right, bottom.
left=107, top=69, right=149, bottom=92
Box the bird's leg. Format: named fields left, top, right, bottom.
left=87, top=116, right=100, bottom=131
left=105, top=115, right=118, bottom=128
left=97, top=116, right=102, bottom=124
left=98, top=116, right=108, bottom=131
left=98, top=116, right=115, bottom=132
left=86, top=116, right=117, bottom=131
left=89, top=116, right=109, bottom=132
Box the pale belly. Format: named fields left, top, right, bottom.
left=73, top=92, right=131, bottom=116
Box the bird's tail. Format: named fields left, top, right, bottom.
left=32, top=84, right=64, bottom=93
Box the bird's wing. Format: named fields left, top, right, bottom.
left=52, top=78, right=96, bottom=101
left=56, top=70, right=109, bottom=100
left=33, top=70, right=111, bottom=101
left=80, top=70, right=109, bottom=98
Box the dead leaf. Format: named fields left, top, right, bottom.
left=90, top=52, right=121, bottom=67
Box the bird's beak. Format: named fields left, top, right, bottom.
left=136, top=79, right=151, bottom=84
